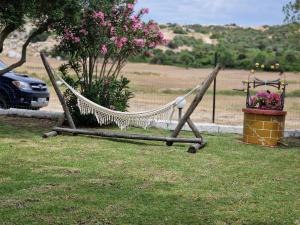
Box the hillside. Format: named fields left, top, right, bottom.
left=2, top=23, right=300, bottom=71
left=131, top=23, right=300, bottom=71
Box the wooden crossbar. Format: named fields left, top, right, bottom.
left=52, top=127, right=204, bottom=144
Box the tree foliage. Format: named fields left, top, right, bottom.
left=57, top=0, right=166, bottom=92
left=0, top=0, right=81, bottom=75
left=56, top=0, right=166, bottom=125
left=283, top=0, right=300, bottom=23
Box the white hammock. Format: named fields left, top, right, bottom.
left=54, top=71, right=200, bottom=130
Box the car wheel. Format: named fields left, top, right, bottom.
left=0, top=95, right=8, bottom=109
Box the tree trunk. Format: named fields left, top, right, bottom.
left=0, top=24, right=17, bottom=54
left=0, top=23, right=49, bottom=76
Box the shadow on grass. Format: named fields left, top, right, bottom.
left=284, top=137, right=300, bottom=148
left=1, top=116, right=299, bottom=151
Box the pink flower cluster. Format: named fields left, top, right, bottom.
left=140, top=8, right=149, bottom=14
left=250, top=91, right=282, bottom=110
left=100, top=45, right=108, bottom=55
left=63, top=28, right=80, bottom=43
left=93, top=11, right=105, bottom=21
left=61, top=1, right=167, bottom=58
left=133, top=38, right=145, bottom=48
left=127, top=3, right=134, bottom=12
left=114, top=37, right=128, bottom=49
left=131, top=15, right=143, bottom=31
left=79, top=29, right=88, bottom=35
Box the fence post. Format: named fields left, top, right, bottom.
left=212, top=52, right=218, bottom=123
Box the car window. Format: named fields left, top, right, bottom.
left=0, top=60, right=6, bottom=69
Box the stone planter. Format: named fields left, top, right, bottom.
left=242, top=108, right=287, bottom=147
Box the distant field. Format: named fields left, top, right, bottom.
left=1, top=56, right=300, bottom=129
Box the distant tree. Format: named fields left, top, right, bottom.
left=216, top=44, right=236, bottom=67
left=167, top=41, right=179, bottom=49
left=0, top=0, right=81, bottom=75
left=179, top=51, right=194, bottom=69
left=283, top=0, right=300, bottom=23
left=173, top=26, right=187, bottom=34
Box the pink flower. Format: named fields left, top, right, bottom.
left=120, top=37, right=128, bottom=44
left=256, top=91, right=269, bottom=99
left=140, top=8, right=149, bottom=14
left=110, top=27, right=116, bottom=36
left=63, top=28, right=81, bottom=43
left=133, top=38, right=145, bottom=48
left=147, top=22, right=159, bottom=32
left=93, top=11, right=105, bottom=21
left=114, top=37, right=128, bottom=49
left=157, top=31, right=164, bottom=40
left=127, top=3, right=134, bottom=11
left=131, top=16, right=143, bottom=31
left=63, top=28, right=73, bottom=40
left=254, top=90, right=282, bottom=110
left=270, top=93, right=281, bottom=102
left=73, top=37, right=80, bottom=43
left=147, top=42, right=157, bottom=48
left=143, top=28, right=149, bottom=35
left=79, top=29, right=88, bottom=35
left=100, top=45, right=108, bottom=55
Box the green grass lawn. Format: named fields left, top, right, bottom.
left=0, top=118, right=299, bottom=225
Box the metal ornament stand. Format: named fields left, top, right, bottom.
left=243, top=72, right=287, bottom=111
left=41, top=53, right=221, bottom=153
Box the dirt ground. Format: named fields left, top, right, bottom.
left=1, top=56, right=300, bottom=129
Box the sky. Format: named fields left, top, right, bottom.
left=135, top=0, right=290, bottom=26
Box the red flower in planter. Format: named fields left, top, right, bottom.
left=250, top=90, right=282, bottom=110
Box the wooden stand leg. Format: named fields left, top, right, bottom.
left=40, top=53, right=76, bottom=129
left=166, top=65, right=221, bottom=148
left=186, top=118, right=205, bottom=153
left=187, top=118, right=202, bottom=139
left=188, top=142, right=207, bottom=153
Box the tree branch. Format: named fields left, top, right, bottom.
left=0, top=23, right=49, bottom=76
left=0, top=24, right=17, bottom=54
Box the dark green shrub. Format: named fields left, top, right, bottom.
left=167, top=41, right=179, bottom=49
left=173, top=26, right=187, bottom=34
left=173, top=35, right=200, bottom=47
left=63, top=75, right=133, bottom=127
left=210, top=33, right=220, bottom=39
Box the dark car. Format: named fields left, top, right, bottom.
left=0, top=60, right=49, bottom=110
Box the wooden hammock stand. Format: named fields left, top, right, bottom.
left=41, top=53, right=221, bottom=153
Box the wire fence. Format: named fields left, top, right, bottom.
left=0, top=56, right=299, bottom=130
left=127, top=67, right=300, bottom=130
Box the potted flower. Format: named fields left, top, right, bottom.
left=250, top=91, right=283, bottom=110
left=242, top=64, right=287, bottom=147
